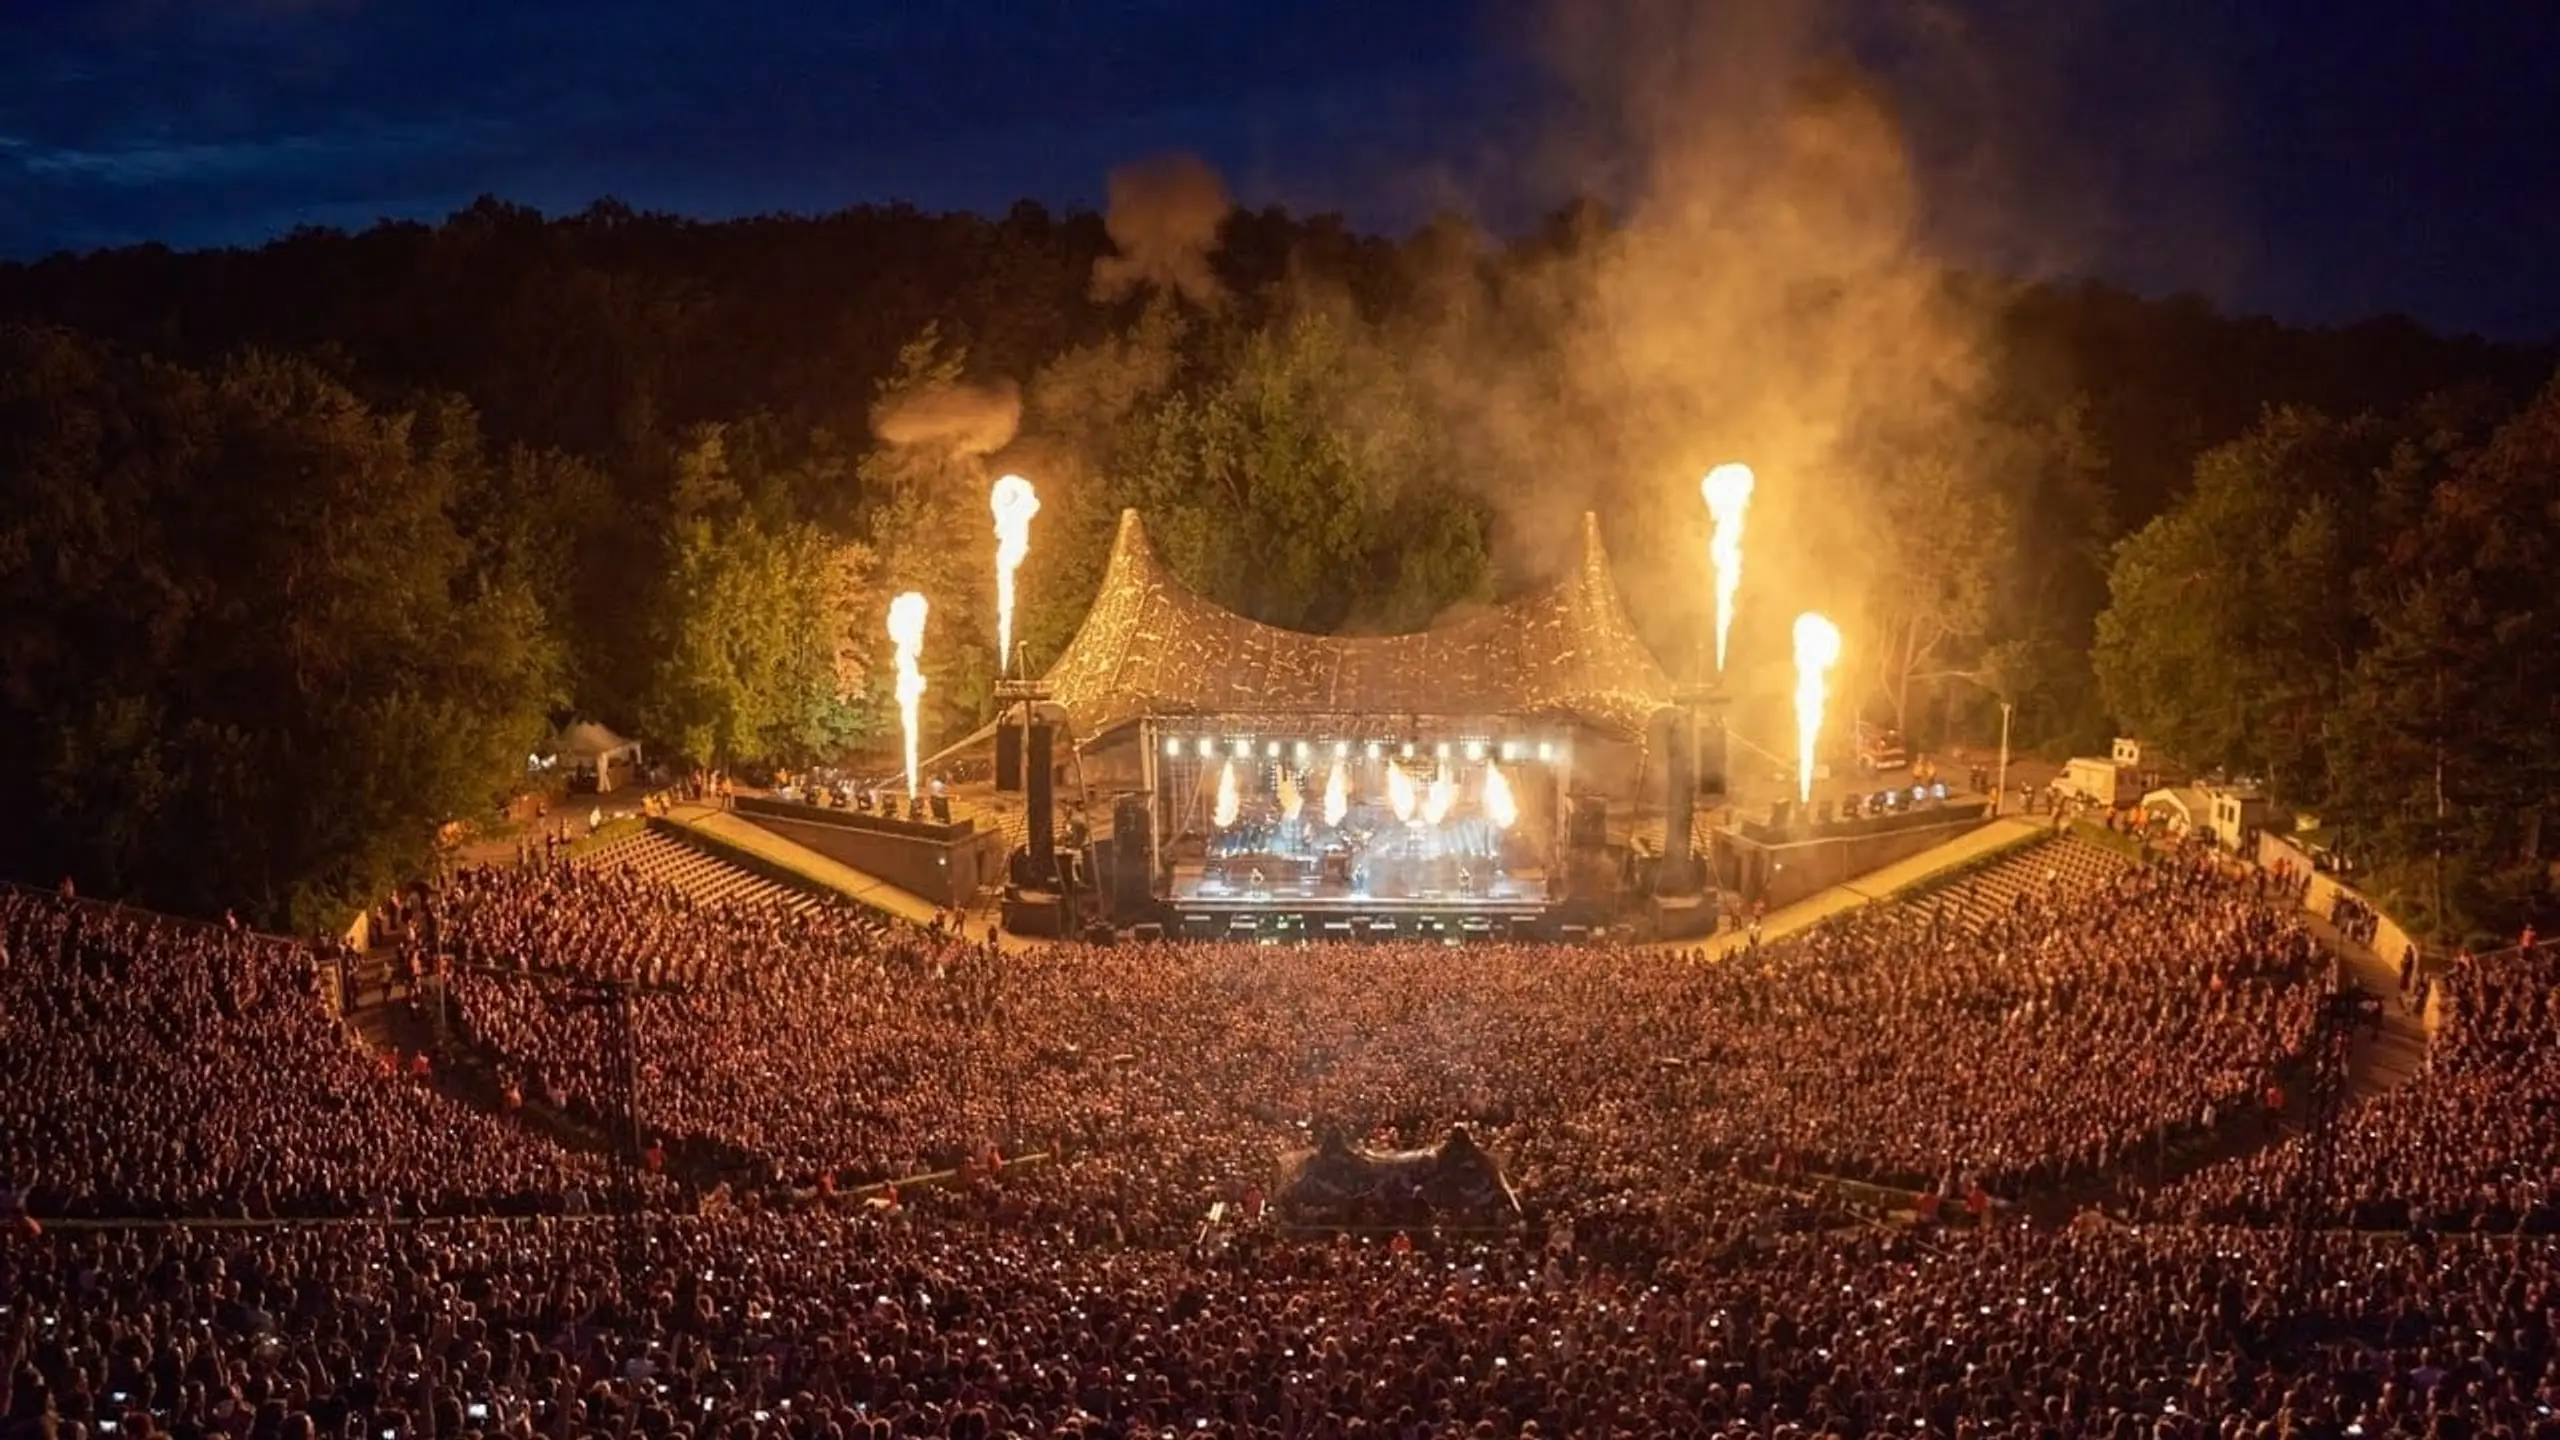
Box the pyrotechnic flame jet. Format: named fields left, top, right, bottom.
left=990, top=475, right=1040, bottom=673
left=887, top=592, right=930, bottom=797
left=1792, top=612, right=1842, bottom=807
left=1702, top=463, right=1755, bottom=676
left=1322, top=763, right=1348, bottom=828
left=1213, top=759, right=1240, bottom=829
left=1483, top=761, right=1518, bottom=831
left=1421, top=766, right=1456, bottom=827
left=1277, top=767, right=1303, bottom=823
left=1386, top=761, right=1418, bottom=824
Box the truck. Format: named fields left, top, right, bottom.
left=2059, top=756, right=2133, bottom=808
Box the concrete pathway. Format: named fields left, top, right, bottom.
left=2303, top=911, right=2431, bottom=1099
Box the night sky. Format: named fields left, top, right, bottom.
left=4, top=0, right=2554, bottom=340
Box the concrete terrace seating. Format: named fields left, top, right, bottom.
left=575, top=827, right=828, bottom=918
left=1918, top=833, right=2131, bottom=935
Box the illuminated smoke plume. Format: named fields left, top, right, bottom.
left=887, top=592, right=929, bottom=798
left=990, top=474, right=1040, bottom=672
left=1385, top=761, right=1418, bottom=824
left=1277, top=767, right=1303, bottom=822
left=1483, top=761, right=1518, bottom=831
left=1702, top=463, right=1755, bottom=675
left=1421, top=767, right=1457, bottom=827
left=1792, top=612, right=1842, bottom=807
left=1089, top=153, right=1233, bottom=307
left=1322, top=763, right=1348, bottom=827
left=1213, top=759, right=1241, bottom=829
left=872, top=378, right=1023, bottom=455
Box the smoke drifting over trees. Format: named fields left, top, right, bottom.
left=1089, top=154, right=1233, bottom=308
left=870, top=376, right=1022, bottom=456
left=1374, top=8, right=2022, bottom=736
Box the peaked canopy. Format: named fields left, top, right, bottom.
left=1042, top=510, right=1677, bottom=739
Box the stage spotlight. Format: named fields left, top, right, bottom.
left=1436, top=741, right=1452, bottom=760
left=1537, top=741, right=1554, bottom=762
left=1294, top=740, right=1310, bottom=761
left=1401, top=742, right=1416, bottom=759
left=1165, top=736, right=1182, bottom=757
left=1499, top=741, right=1518, bottom=762
left=1196, top=738, right=1215, bottom=758
left=1266, top=741, right=1281, bottom=758
left=1334, top=740, right=1350, bottom=758
left=1465, top=740, right=1486, bottom=762
left=1366, top=742, right=1383, bottom=761
left=1231, top=737, right=1252, bottom=757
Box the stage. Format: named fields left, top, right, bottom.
left=1148, top=752, right=1564, bottom=938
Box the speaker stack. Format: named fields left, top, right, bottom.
left=1025, top=717, right=1056, bottom=882
left=1658, top=708, right=1697, bottom=895
left=1570, top=797, right=1608, bottom=851
left=1111, top=794, right=1155, bottom=916
left=994, top=720, right=1023, bottom=792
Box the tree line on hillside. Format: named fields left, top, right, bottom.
left=2097, top=378, right=2560, bottom=943
left=0, top=148, right=2551, bottom=935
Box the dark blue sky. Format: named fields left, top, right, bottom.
left=3, top=0, right=2554, bottom=339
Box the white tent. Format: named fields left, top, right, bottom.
left=555, top=722, right=643, bottom=793
left=2141, top=786, right=2209, bottom=837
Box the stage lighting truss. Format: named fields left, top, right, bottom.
left=1156, top=730, right=1570, bottom=771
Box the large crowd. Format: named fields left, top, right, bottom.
left=2155, top=946, right=2560, bottom=1233
left=0, top=893, right=618, bottom=1220
left=419, top=850, right=2321, bottom=1214
left=3, top=833, right=2557, bottom=1438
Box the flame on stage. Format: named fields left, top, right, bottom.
left=1386, top=761, right=1418, bottom=824
left=887, top=591, right=929, bottom=797
left=990, top=474, right=1039, bottom=673
left=1703, top=463, right=1754, bottom=676
left=1277, top=767, right=1303, bottom=822
left=1421, top=767, right=1456, bottom=826
left=1792, top=612, right=1842, bottom=806
left=1213, top=759, right=1241, bottom=829
left=1483, top=761, right=1518, bottom=831
left=1322, top=763, right=1348, bottom=827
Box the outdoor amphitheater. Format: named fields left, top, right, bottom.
left=0, top=467, right=2544, bottom=1432
left=4, top=793, right=2553, bottom=1440
left=3, top=481, right=2546, bottom=1438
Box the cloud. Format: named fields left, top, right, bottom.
left=3, top=121, right=477, bottom=188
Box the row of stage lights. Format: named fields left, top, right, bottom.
left=1163, top=736, right=1568, bottom=765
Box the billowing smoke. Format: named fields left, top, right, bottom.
left=1090, top=153, right=1233, bottom=307
left=1355, top=1, right=2069, bottom=751
left=872, top=377, right=1023, bottom=455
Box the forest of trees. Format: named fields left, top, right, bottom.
left=1, top=170, right=2554, bottom=937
